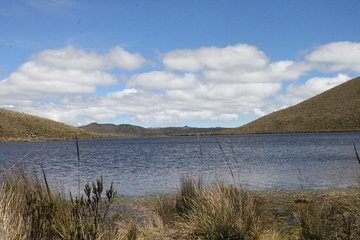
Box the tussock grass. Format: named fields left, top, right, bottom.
left=153, top=181, right=360, bottom=239
left=298, top=189, right=360, bottom=240
left=0, top=170, right=73, bottom=239
left=154, top=177, right=263, bottom=239
left=155, top=195, right=177, bottom=225
left=0, top=182, right=27, bottom=239
left=175, top=176, right=203, bottom=216
left=179, top=185, right=261, bottom=239
left=3, top=171, right=360, bottom=239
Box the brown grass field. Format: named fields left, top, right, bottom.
left=2, top=171, right=360, bottom=240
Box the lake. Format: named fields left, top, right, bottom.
left=0, top=132, right=360, bottom=196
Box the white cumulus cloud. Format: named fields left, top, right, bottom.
left=129, top=71, right=197, bottom=90
left=33, top=46, right=145, bottom=71
left=163, top=44, right=311, bottom=83
left=0, top=46, right=145, bottom=100
left=163, top=44, right=268, bottom=72
left=306, top=41, right=360, bottom=72
left=278, top=73, right=351, bottom=107
left=1, top=42, right=358, bottom=127
left=203, top=61, right=311, bottom=83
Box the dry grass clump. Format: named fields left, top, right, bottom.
left=154, top=195, right=177, bottom=225
left=175, top=177, right=203, bottom=216
left=155, top=177, right=202, bottom=226
left=179, top=185, right=261, bottom=239
left=153, top=179, right=360, bottom=240
left=298, top=189, right=360, bottom=240
left=154, top=177, right=265, bottom=239
left=0, top=182, right=27, bottom=239
left=0, top=170, right=121, bottom=240
left=4, top=171, right=360, bottom=240
left=0, top=170, right=74, bottom=239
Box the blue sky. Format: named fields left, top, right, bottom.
left=1, top=0, right=360, bottom=127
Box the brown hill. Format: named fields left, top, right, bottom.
left=230, top=76, right=360, bottom=134
left=0, top=108, right=97, bottom=141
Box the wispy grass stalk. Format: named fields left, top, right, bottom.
left=354, top=142, right=360, bottom=164
left=75, top=135, right=81, bottom=196
left=215, top=138, right=236, bottom=185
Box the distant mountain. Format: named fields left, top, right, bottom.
left=228, top=76, right=360, bottom=134
left=0, top=108, right=97, bottom=141
left=79, top=123, right=228, bottom=136
left=79, top=123, right=147, bottom=136
left=147, top=126, right=228, bottom=136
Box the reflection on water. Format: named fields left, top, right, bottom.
left=0, top=132, right=360, bottom=196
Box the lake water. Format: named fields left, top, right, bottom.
left=0, top=132, right=360, bottom=196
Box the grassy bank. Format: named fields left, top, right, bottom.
left=2, top=172, right=360, bottom=240
left=0, top=108, right=104, bottom=142
left=227, top=76, right=360, bottom=134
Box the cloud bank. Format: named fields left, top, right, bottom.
left=0, top=42, right=358, bottom=127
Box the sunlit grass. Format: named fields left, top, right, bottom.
left=2, top=170, right=360, bottom=239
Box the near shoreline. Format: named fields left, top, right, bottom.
left=1, top=170, right=360, bottom=239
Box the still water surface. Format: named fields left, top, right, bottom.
left=0, top=133, right=360, bottom=196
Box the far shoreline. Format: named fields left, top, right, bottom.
left=1, top=130, right=360, bottom=143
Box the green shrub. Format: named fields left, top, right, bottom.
left=71, top=175, right=118, bottom=239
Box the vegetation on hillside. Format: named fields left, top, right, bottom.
left=228, top=76, right=360, bottom=134
left=0, top=108, right=99, bottom=142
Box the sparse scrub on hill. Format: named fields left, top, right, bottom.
left=229, top=76, right=360, bottom=134
left=0, top=108, right=99, bottom=141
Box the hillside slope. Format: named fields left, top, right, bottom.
left=0, top=108, right=97, bottom=141
left=231, top=76, right=360, bottom=134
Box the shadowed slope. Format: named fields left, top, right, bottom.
left=231, top=76, right=360, bottom=134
